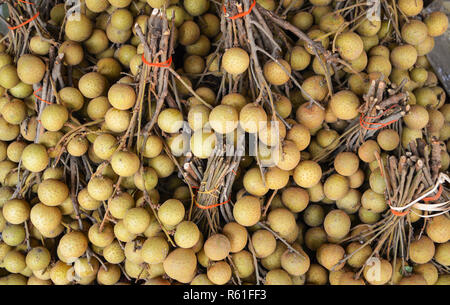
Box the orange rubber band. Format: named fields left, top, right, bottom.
left=18, top=0, right=35, bottom=4
left=423, top=185, right=443, bottom=202
left=390, top=209, right=410, bottom=216
left=142, top=54, right=172, bottom=68
left=362, top=105, right=399, bottom=120
left=33, top=87, right=52, bottom=105
left=388, top=199, right=410, bottom=216
left=195, top=199, right=230, bottom=210
left=222, top=0, right=256, bottom=20
left=8, top=12, right=39, bottom=30
left=359, top=114, right=399, bottom=130
left=359, top=104, right=401, bottom=130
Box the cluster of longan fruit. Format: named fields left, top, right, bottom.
left=0, top=0, right=449, bottom=286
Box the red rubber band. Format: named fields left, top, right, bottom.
left=142, top=54, right=172, bottom=68
left=359, top=116, right=399, bottom=130
left=33, top=87, right=52, bottom=105
left=359, top=104, right=400, bottom=130
left=18, top=0, right=35, bottom=4
left=390, top=209, right=410, bottom=216
left=195, top=199, right=230, bottom=210
left=8, top=12, right=39, bottom=30
left=388, top=199, right=410, bottom=216
left=222, top=0, right=256, bottom=20
left=423, top=185, right=443, bottom=202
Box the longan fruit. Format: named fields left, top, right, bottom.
left=280, top=243, right=310, bottom=276
left=401, top=20, right=428, bottom=45
left=207, top=261, right=232, bottom=285
left=209, top=105, right=239, bottom=134
left=97, top=263, right=121, bottom=285
left=111, top=151, right=140, bottom=177
left=377, top=129, right=400, bottom=151
left=87, top=176, right=113, bottom=201
left=425, top=12, right=449, bottom=37
left=103, top=241, right=125, bottom=264
left=163, top=248, right=197, bottom=283
left=123, top=207, right=151, bottom=234
left=317, top=243, right=345, bottom=271
left=243, top=167, right=269, bottom=197
left=276, top=140, right=301, bottom=171
left=413, top=263, right=438, bottom=285
left=174, top=221, right=200, bottom=249
left=286, top=124, right=310, bottom=151
left=265, top=167, right=289, bottom=190
left=2, top=199, right=29, bottom=224
left=336, top=189, right=361, bottom=214
left=296, top=102, right=325, bottom=129
left=140, top=236, right=169, bottom=265
left=233, top=195, right=261, bottom=227
left=293, top=160, right=322, bottom=188
left=265, top=269, right=292, bottom=285
left=303, top=204, right=325, bottom=227
left=390, top=44, right=418, bottom=71
left=409, top=236, right=435, bottom=264
left=38, top=179, right=69, bottom=207
left=58, top=231, right=88, bottom=262
left=264, top=59, right=291, bottom=86
left=398, top=0, right=423, bottom=16
left=399, top=274, right=428, bottom=285
left=65, top=14, right=93, bottom=42
left=335, top=32, right=364, bottom=61
left=358, top=140, right=380, bottom=163
left=3, top=250, right=26, bottom=274
left=319, top=12, right=344, bottom=33
left=334, top=152, right=359, bottom=177
left=204, top=234, right=231, bottom=261
left=88, top=223, right=114, bottom=248
left=17, top=54, right=45, bottom=85
left=306, top=263, right=328, bottom=285
left=108, top=84, right=136, bottom=110
left=114, top=220, right=137, bottom=243
left=59, top=41, right=84, bottom=66
left=223, top=222, right=248, bottom=253
left=2, top=224, right=25, bottom=246
left=21, top=144, right=49, bottom=173
left=157, top=108, right=184, bottom=134
left=252, top=230, right=276, bottom=258
left=281, top=187, right=309, bottom=213
left=40, top=104, right=68, bottom=132
left=148, top=154, right=175, bottom=178
left=361, top=189, right=387, bottom=213
left=426, top=215, right=450, bottom=243
left=324, top=210, right=351, bottom=239
left=369, top=168, right=386, bottom=195
left=93, top=133, right=118, bottom=160
left=346, top=242, right=372, bottom=268
left=239, top=103, right=267, bottom=133
left=287, top=46, right=311, bottom=71
left=305, top=227, right=327, bottom=251
left=329, top=90, right=360, bottom=120
left=222, top=48, right=249, bottom=75
left=78, top=72, right=107, bottom=99
left=30, top=202, right=61, bottom=233
left=59, top=87, right=85, bottom=111
left=267, top=208, right=296, bottom=237
left=158, top=199, right=185, bottom=227
left=139, top=135, right=163, bottom=158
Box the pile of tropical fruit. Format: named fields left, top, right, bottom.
left=0, top=0, right=448, bottom=285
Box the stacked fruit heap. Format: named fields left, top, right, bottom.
left=0, top=0, right=449, bottom=285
